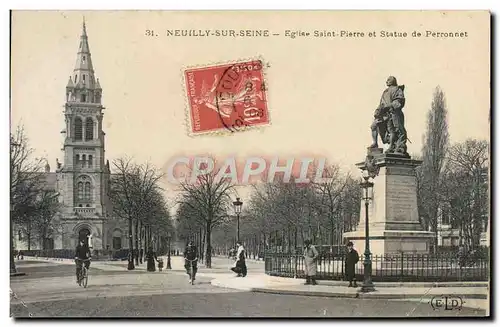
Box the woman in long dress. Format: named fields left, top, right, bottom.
left=146, top=247, right=158, bottom=272
left=231, top=241, right=247, bottom=277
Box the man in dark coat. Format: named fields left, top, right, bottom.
left=345, top=241, right=359, bottom=287
left=184, top=241, right=198, bottom=281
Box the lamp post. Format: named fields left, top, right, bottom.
left=166, top=231, right=172, bottom=269
left=360, top=175, right=375, bottom=293
left=232, top=197, right=243, bottom=242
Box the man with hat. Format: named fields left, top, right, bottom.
left=345, top=241, right=359, bottom=287
left=303, top=239, right=319, bottom=285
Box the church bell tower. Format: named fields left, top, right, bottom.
left=59, top=19, right=110, bottom=249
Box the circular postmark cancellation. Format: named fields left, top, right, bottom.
left=184, top=59, right=269, bottom=135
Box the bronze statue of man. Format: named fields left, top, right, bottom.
left=369, top=76, right=408, bottom=155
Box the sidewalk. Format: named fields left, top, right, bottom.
left=210, top=273, right=489, bottom=305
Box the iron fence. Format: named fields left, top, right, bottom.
left=264, top=251, right=489, bottom=282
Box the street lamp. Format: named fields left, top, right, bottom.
left=233, top=197, right=243, bottom=242
left=360, top=174, right=375, bottom=293
left=166, top=231, right=172, bottom=269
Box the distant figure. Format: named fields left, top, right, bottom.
left=345, top=242, right=359, bottom=287
left=303, top=239, right=319, bottom=285
left=231, top=241, right=247, bottom=277
left=145, top=247, right=158, bottom=272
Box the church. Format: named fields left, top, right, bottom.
left=14, top=21, right=127, bottom=253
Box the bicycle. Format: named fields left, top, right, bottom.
left=76, top=258, right=91, bottom=288
left=186, top=258, right=198, bottom=285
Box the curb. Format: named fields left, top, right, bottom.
left=250, top=288, right=488, bottom=300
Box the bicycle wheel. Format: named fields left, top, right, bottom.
left=82, top=267, right=88, bottom=288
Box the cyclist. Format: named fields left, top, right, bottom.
left=75, top=239, right=91, bottom=284
left=184, top=241, right=198, bottom=282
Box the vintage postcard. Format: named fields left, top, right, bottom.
left=10, top=10, right=490, bottom=318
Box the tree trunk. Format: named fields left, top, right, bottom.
left=128, top=216, right=135, bottom=270
left=27, top=218, right=31, bottom=251
left=134, top=219, right=139, bottom=265
left=205, top=222, right=212, bottom=268
left=138, top=221, right=143, bottom=264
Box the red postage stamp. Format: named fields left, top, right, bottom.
left=184, top=59, right=270, bottom=135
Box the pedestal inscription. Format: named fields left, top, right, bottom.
left=386, top=176, right=416, bottom=222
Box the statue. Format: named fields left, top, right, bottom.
left=369, top=76, right=408, bottom=156
left=56, top=158, right=62, bottom=170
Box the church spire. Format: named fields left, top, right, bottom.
left=73, top=18, right=96, bottom=88
left=67, top=19, right=102, bottom=104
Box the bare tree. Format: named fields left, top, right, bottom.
left=445, top=139, right=489, bottom=249
left=312, top=164, right=350, bottom=246
left=109, top=157, right=165, bottom=269
left=418, top=86, right=449, bottom=252
left=10, top=125, right=45, bottom=272
left=177, top=166, right=236, bottom=268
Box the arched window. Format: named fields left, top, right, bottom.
left=82, top=155, right=86, bottom=168
left=88, top=155, right=93, bottom=168
left=75, top=154, right=80, bottom=166
left=81, top=94, right=86, bottom=102
left=74, top=117, right=83, bottom=141
left=85, top=118, right=94, bottom=140
left=77, top=182, right=84, bottom=200
left=84, top=182, right=91, bottom=200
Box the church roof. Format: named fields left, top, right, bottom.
left=38, top=172, right=58, bottom=191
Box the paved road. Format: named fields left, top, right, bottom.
left=10, top=260, right=486, bottom=318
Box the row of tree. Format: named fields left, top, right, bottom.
left=108, top=157, right=173, bottom=269
left=175, top=162, right=362, bottom=266
left=418, top=87, right=489, bottom=251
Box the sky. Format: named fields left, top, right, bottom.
left=11, top=10, right=490, bottom=204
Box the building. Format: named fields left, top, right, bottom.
left=14, top=21, right=127, bottom=252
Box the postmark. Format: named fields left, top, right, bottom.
left=183, top=59, right=270, bottom=135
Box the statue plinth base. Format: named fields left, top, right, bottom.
left=343, top=149, right=435, bottom=256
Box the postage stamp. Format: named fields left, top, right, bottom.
left=183, top=59, right=270, bottom=135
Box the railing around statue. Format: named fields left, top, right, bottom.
left=264, top=251, right=489, bottom=282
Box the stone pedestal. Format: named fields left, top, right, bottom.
left=343, top=149, right=435, bottom=256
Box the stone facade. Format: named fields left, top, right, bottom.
left=14, top=21, right=127, bottom=252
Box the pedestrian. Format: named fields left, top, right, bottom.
left=146, top=247, right=158, bottom=272
left=231, top=241, right=247, bottom=277
left=303, top=239, right=319, bottom=285
left=345, top=241, right=359, bottom=287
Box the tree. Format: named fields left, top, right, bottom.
left=418, top=86, right=449, bottom=251
left=312, top=164, right=350, bottom=246
left=177, top=163, right=236, bottom=268
left=109, top=157, right=166, bottom=269
left=10, top=125, right=45, bottom=273
left=444, top=139, right=489, bottom=249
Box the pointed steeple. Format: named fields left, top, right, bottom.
left=73, top=17, right=96, bottom=88
left=66, top=19, right=102, bottom=104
